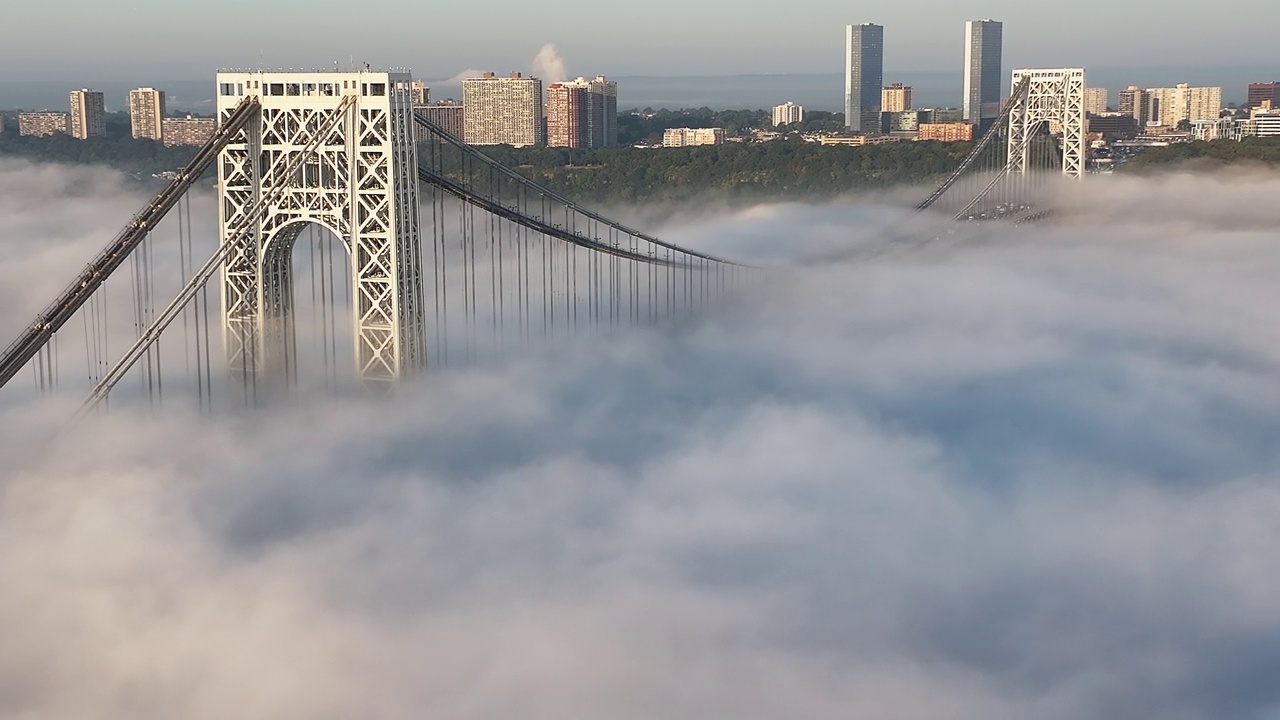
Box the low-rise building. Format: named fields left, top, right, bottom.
left=161, top=116, right=216, bottom=146
left=1087, top=112, right=1138, bottom=136
left=662, top=127, right=725, bottom=147
left=918, top=122, right=974, bottom=141
left=18, top=112, right=69, bottom=137
left=818, top=135, right=901, bottom=146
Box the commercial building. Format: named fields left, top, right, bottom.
left=1084, top=87, right=1108, bottom=114
left=161, top=116, right=216, bottom=146
left=1118, top=85, right=1149, bottom=125
left=18, top=112, right=70, bottom=136
left=1146, top=84, right=1222, bottom=127
left=844, top=23, right=884, bottom=132
left=918, top=122, right=974, bottom=142
left=963, top=19, right=1002, bottom=129
left=772, top=101, right=804, bottom=126
left=881, top=83, right=912, bottom=113
left=882, top=110, right=921, bottom=134
left=68, top=88, right=105, bottom=139
left=414, top=100, right=464, bottom=141
left=462, top=72, right=544, bottom=147
left=1248, top=101, right=1280, bottom=137
left=129, top=87, right=167, bottom=140
left=1246, top=82, right=1280, bottom=109
left=1087, top=112, right=1137, bottom=136
left=662, top=128, right=724, bottom=147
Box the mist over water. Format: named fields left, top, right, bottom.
left=3, top=161, right=1280, bottom=719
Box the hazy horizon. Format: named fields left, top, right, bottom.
left=0, top=63, right=1272, bottom=113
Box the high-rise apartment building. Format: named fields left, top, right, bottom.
left=129, top=87, right=166, bottom=140
left=18, top=112, right=70, bottom=137
left=1084, top=87, right=1108, bottom=115
left=546, top=82, right=586, bottom=147
left=410, top=80, right=430, bottom=107
left=414, top=101, right=465, bottom=141
left=772, top=101, right=804, bottom=126
left=963, top=19, right=1002, bottom=129
left=545, top=76, right=617, bottom=148
left=844, top=23, right=884, bottom=132
left=1146, top=84, right=1221, bottom=127
left=68, top=88, right=105, bottom=139
left=881, top=84, right=912, bottom=113
left=1118, top=85, right=1150, bottom=125
left=1247, top=82, right=1280, bottom=109
left=161, top=116, right=216, bottom=146
left=462, top=72, right=544, bottom=147
left=582, top=75, right=618, bottom=148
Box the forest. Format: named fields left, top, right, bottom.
left=1121, top=137, right=1280, bottom=170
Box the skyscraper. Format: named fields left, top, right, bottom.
left=844, top=23, right=884, bottom=133
left=462, top=72, right=544, bottom=147
left=963, top=19, right=1003, bottom=130
left=129, top=88, right=166, bottom=140
left=68, top=88, right=105, bottom=139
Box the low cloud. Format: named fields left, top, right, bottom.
left=3, top=163, right=1280, bottom=718
left=531, top=43, right=567, bottom=84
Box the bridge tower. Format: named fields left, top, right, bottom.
left=1008, top=68, right=1087, bottom=179
left=215, top=70, right=425, bottom=389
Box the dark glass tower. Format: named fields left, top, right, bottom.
left=844, top=24, right=884, bottom=133
left=964, top=19, right=1003, bottom=131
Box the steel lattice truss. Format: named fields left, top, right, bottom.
left=1008, top=68, right=1087, bottom=179
left=216, top=72, right=424, bottom=389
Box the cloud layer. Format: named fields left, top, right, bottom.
left=3, top=165, right=1280, bottom=719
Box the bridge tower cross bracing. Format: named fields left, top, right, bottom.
left=1008, top=68, right=1087, bottom=179
left=216, top=70, right=425, bottom=389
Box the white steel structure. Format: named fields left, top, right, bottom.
left=215, top=71, right=425, bottom=389
left=1008, top=68, right=1086, bottom=179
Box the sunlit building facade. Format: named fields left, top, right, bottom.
left=69, top=88, right=105, bottom=139
left=129, top=87, right=167, bottom=141
left=462, top=72, right=544, bottom=147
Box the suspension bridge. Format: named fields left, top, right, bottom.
left=0, top=67, right=1086, bottom=417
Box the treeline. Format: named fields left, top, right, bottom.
left=1121, top=137, right=1280, bottom=171
left=0, top=132, right=197, bottom=176
left=0, top=121, right=975, bottom=203
left=477, top=139, right=972, bottom=203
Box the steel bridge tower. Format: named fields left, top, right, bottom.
left=1008, top=68, right=1087, bottom=180
left=215, top=71, right=424, bottom=389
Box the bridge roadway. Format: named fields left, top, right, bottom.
left=0, top=97, right=262, bottom=390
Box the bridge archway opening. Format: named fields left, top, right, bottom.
left=259, top=219, right=355, bottom=392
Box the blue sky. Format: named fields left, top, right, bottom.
left=1, top=0, right=1276, bottom=82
